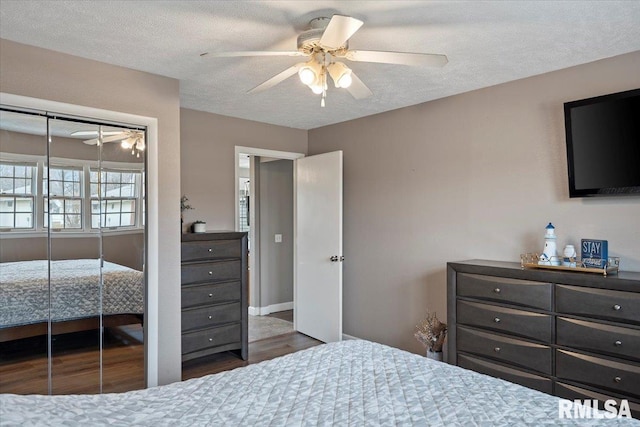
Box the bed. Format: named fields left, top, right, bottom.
left=0, top=259, right=144, bottom=342
left=1, top=340, right=638, bottom=426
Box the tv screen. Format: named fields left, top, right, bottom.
left=564, top=88, right=640, bottom=197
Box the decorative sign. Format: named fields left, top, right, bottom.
left=581, top=239, right=608, bottom=268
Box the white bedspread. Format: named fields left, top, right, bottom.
left=0, top=259, right=143, bottom=328
left=1, top=340, right=638, bottom=426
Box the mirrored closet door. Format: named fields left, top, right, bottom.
left=0, top=108, right=146, bottom=395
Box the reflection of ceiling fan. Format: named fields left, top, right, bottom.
left=202, top=15, right=448, bottom=106
left=71, top=130, right=145, bottom=157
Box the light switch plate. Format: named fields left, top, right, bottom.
left=275, top=234, right=282, bottom=243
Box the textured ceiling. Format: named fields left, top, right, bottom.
left=1, top=1, right=640, bottom=130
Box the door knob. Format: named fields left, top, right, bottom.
left=330, top=256, right=339, bottom=262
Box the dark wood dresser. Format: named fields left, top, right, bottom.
left=181, top=231, right=248, bottom=362
left=448, top=260, right=640, bottom=417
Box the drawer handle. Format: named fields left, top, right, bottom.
left=615, top=340, right=623, bottom=347
left=208, top=315, right=213, bottom=320
left=494, top=317, right=501, bottom=323
left=493, top=287, right=501, bottom=294
left=494, top=347, right=501, bottom=353
left=208, top=248, right=212, bottom=252
left=208, top=271, right=213, bottom=275
left=614, top=376, right=622, bottom=383
left=208, top=293, right=213, bottom=297
left=208, top=338, right=213, bottom=342
left=613, top=304, right=621, bottom=311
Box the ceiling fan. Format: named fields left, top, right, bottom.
left=71, top=130, right=145, bottom=156
left=201, top=14, right=448, bottom=106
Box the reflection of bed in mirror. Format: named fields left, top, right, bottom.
left=0, top=259, right=144, bottom=342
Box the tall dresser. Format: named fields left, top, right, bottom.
left=181, top=231, right=248, bottom=362
left=448, top=260, right=640, bottom=418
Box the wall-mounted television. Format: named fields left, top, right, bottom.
left=564, top=88, right=640, bottom=197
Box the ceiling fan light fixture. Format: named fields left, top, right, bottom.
left=298, top=58, right=322, bottom=86
left=310, top=83, right=324, bottom=95
left=121, top=138, right=134, bottom=149
left=327, top=62, right=353, bottom=88
left=298, top=67, right=316, bottom=85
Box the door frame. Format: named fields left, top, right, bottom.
left=234, top=146, right=304, bottom=324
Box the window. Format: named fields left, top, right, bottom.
left=238, top=177, right=250, bottom=233
left=43, top=166, right=82, bottom=229
left=1, top=157, right=143, bottom=233
left=0, top=162, right=36, bottom=229
left=90, top=169, right=140, bottom=229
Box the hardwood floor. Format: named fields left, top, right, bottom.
left=266, top=309, right=294, bottom=322
left=0, top=311, right=321, bottom=394
left=0, top=327, right=144, bottom=395
left=182, top=330, right=320, bottom=380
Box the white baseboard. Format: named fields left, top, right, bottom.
left=342, top=333, right=360, bottom=341
left=249, top=301, right=293, bottom=316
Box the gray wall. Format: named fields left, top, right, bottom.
left=308, top=51, right=640, bottom=355
left=0, top=233, right=144, bottom=270
left=180, top=108, right=307, bottom=230
left=259, top=159, right=294, bottom=307
left=1, top=38, right=182, bottom=384
left=1, top=129, right=142, bottom=163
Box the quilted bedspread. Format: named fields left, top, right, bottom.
left=1, top=340, right=638, bottom=426
left=0, top=259, right=143, bottom=328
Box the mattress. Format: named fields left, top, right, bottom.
left=1, top=340, right=638, bottom=426
left=0, top=259, right=144, bottom=328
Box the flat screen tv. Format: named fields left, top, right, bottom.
left=564, top=88, right=640, bottom=197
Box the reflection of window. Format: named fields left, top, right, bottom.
left=43, top=166, right=82, bottom=229
left=0, top=162, right=36, bottom=229
left=239, top=178, right=250, bottom=233
left=90, top=169, right=140, bottom=229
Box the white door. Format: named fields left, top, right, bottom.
left=295, top=151, right=343, bottom=343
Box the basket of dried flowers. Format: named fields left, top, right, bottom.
left=414, top=312, right=447, bottom=361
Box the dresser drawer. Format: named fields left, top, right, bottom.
left=181, top=260, right=241, bottom=285
left=181, top=239, right=241, bottom=262
left=557, top=317, right=640, bottom=362
left=182, top=281, right=241, bottom=309
left=457, top=326, right=552, bottom=374
left=555, top=382, right=640, bottom=419
left=556, top=349, right=640, bottom=398
left=182, top=323, right=241, bottom=355
left=458, top=273, right=552, bottom=310
left=457, top=300, right=552, bottom=343
left=458, top=354, right=552, bottom=394
left=182, top=302, right=241, bottom=332
left=556, top=285, right=640, bottom=325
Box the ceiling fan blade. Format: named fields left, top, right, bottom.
left=82, top=133, right=128, bottom=145
left=346, top=72, right=373, bottom=100
left=71, top=130, right=123, bottom=136
left=248, top=64, right=301, bottom=94
left=201, top=51, right=307, bottom=58
left=101, top=133, right=128, bottom=143
left=320, top=15, right=364, bottom=50
left=344, top=50, right=448, bottom=67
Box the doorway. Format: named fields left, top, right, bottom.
left=235, top=147, right=303, bottom=340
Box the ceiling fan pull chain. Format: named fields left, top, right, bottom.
left=321, top=53, right=327, bottom=107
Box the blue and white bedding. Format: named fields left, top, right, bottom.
left=1, top=340, right=638, bottom=426
left=0, top=259, right=143, bottom=328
